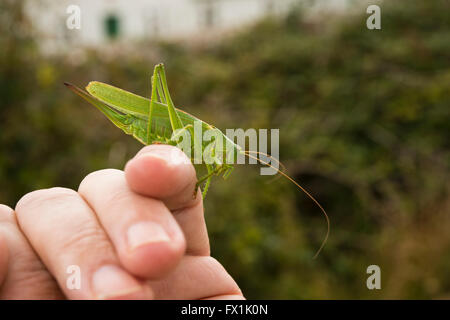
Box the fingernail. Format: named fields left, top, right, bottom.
left=92, top=265, right=144, bottom=300
left=138, top=148, right=189, bottom=167
left=127, top=222, right=171, bottom=251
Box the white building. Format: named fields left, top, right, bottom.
left=28, top=0, right=298, bottom=53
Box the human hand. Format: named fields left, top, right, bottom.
left=0, top=145, right=243, bottom=300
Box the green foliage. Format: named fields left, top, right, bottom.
left=0, top=0, right=449, bottom=298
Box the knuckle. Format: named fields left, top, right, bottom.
left=0, top=204, right=13, bottom=215
left=105, top=187, right=167, bottom=217
left=106, top=185, right=133, bottom=203
left=15, top=187, right=78, bottom=214
left=79, top=169, right=123, bottom=191
left=97, top=185, right=133, bottom=211
left=0, top=205, right=14, bottom=222
left=58, top=221, right=112, bottom=256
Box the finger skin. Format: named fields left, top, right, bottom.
left=204, top=295, right=246, bottom=300
left=125, top=144, right=199, bottom=211
left=15, top=188, right=153, bottom=300
left=78, top=169, right=186, bottom=279
left=0, top=233, right=8, bottom=288
left=0, top=204, right=63, bottom=299
left=149, top=256, right=242, bottom=300
left=125, top=145, right=210, bottom=255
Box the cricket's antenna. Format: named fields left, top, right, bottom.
left=243, top=151, right=330, bottom=259
left=244, top=150, right=286, bottom=183
left=244, top=150, right=287, bottom=173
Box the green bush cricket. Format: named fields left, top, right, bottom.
left=65, top=63, right=329, bottom=258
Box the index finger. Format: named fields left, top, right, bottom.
left=125, top=145, right=210, bottom=256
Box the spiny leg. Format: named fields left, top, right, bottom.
left=152, top=65, right=192, bottom=156
left=154, top=64, right=227, bottom=199
left=154, top=70, right=166, bottom=105
left=154, top=66, right=197, bottom=182
left=196, top=163, right=215, bottom=199
left=155, top=63, right=214, bottom=198
left=222, top=165, right=234, bottom=179
left=146, top=66, right=161, bottom=145
left=171, top=124, right=195, bottom=160
left=196, top=142, right=228, bottom=197
left=195, top=162, right=228, bottom=199
left=154, top=64, right=184, bottom=131
left=171, top=124, right=193, bottom=142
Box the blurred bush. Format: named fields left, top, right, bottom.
left=0, top=0, right=449, bottom=298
